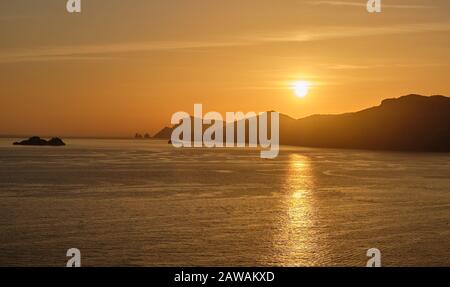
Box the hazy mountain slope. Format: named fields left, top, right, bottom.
left=157, top=95, right=450, bottom=151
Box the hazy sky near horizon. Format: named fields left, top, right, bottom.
left=1, top=0, right=449, bottom=137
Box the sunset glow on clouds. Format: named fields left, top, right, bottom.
left=0, top=0, right=449, bottom=137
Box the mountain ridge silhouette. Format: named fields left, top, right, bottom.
left=155, top=94, right=450, bottom=152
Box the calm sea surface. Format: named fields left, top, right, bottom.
left=0, top=138, right=449, bottom=266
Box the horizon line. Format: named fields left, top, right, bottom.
left=1, top=93, right=447, bottom=139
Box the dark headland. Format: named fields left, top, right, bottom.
left=285, top=94, right=450, bottom=152
left=13, top=136, right=66, bottom=146
left=155, top=94, right=450, bottom=152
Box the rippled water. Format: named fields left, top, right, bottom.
left=0, top=138, right=449, bottom=266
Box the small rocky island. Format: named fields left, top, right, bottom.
left=13, top=136, right=66, bottom=146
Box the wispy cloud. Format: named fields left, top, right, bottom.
left=0, top=41, right=242, bottom=63
left=1, top=22, right=449, bottom=63
left=323, top=62, right=450, bottom=70
left=309, top=1, right=433, bottom=9
left=0, top=15, right=31, bottom=22
left=251, top=22, right=450, bottom=43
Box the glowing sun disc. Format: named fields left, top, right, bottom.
left=292, top=81, right=310, bottom=98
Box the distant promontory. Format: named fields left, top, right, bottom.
left=13, top=136, right=66, bottom=146
left=155, top=94, right=450, bottom=152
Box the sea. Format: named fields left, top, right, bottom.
left=0, top=138, right=449, bottom=266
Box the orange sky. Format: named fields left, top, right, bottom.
left=0, top=0, right=449, bottom=137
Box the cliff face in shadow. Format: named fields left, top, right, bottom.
left=161, top=95, right=450, bottom=152
left=284, top=95, right=450, bottom=151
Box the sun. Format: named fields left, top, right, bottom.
left=292, top=81, right=310, bottom=98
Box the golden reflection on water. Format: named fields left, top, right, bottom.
left=272, top=153, right=322, bottom=266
